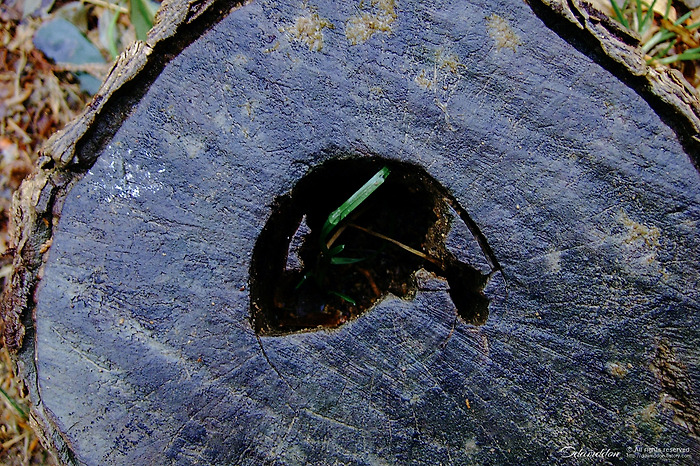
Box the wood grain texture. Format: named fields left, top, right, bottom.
left=1, top=0, right=699, bottom=464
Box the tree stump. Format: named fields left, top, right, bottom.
left=2, top=0, right=699, bottom=463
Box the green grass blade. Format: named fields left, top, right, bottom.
left=634, top=0, right=644, bottom=30
left=329, top=291, right=357, bottom=305
left=682, top=46, right=700, bottom=54
left=321, top=166, right=391, bottom=245
left=657, top=49, right=700, bottom=64
left=642, top=29, right=675, bottom=54
left=674, top=10, right=693, bottom=26
left=295, top=273, right=310, bottom=289
left=656, top=40, right=676, bottom=57
left=0, top=386, right=27, bottom=420
left=328, top=244, right=345, bottom=256
left=330, top=256, right=366, bottom=265
left=610, top=0, right=630, bottom=28
left=130, top=0, right=158, bottom=41
left=105, top=10, right=121, bottom=59
left=326, top=166, right=390, bottom=228
left=663, top=0, right=671, bottom=19
left=641, top=0, right=657, bottom=31
left=652, top=46, right=679, bottom=63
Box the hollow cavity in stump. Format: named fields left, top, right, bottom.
left=250, top=158, right=494, bottom=335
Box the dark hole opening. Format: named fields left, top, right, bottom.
left=249, top=158, right=492, bottom=336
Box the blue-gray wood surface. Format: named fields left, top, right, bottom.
left=29, top=0, right=699, bottom=463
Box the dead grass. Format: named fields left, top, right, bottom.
left=0, top=4, right=91, bottom=464
left=0, top=348, right=57, bottom=465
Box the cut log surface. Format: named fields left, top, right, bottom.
left=5, top=0, right=700, bottom=464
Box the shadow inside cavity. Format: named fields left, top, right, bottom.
left=249, top=157, right=496, bottom=336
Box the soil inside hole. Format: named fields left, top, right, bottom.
left=250, top=158, right=492, bottom=335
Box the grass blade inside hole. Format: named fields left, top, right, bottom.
left=320, top=166, right=391, bottom=252
left=298, top=166, right=391, bottom=303
left=298, top=164, right=447, bottom=306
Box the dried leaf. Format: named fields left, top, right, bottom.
left=661, top=17, right=700, bottom=48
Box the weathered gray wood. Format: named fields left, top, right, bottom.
left=2, top=0, right=699, bottom=464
